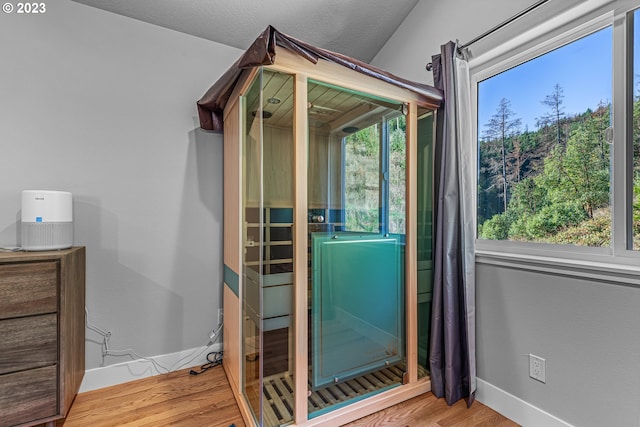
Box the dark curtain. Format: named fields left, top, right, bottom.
left=429, top=41, right=476, bottom=407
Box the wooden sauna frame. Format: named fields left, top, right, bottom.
left=220, top=46, right=440, bottom=427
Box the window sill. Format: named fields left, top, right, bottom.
left=475, top=248, right=640, bottom=287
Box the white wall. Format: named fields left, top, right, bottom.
left=373, top=1, right=640, bottom=426
left=0, top=1, right=242, bottom=373
left=372, top=0, right=585, bottom=86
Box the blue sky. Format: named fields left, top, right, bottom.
left=478, top=26, right=613, bottom=133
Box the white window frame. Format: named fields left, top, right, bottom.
left=470, top=0, right=640, bottom=271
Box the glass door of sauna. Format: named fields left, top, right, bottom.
left=416, top=111, right=434, bottom=378
left=241, top=68, right=296, bottom=427
left=307, top=80, right=407, bottom=418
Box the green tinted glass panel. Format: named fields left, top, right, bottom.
left=311, top=232, right=404, bottom=388
left=417, top=113, right=434, bottom=375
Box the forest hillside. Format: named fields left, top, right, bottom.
left=477, top=84, right=640, bottom=248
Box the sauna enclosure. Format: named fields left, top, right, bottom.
left=198, top=27, right=442, bottom=427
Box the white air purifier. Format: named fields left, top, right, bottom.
left=21, top=190, right=73, bottom=251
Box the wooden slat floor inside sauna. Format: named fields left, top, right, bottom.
left=249, top=365, right=422, bottom=426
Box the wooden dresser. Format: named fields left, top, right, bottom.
left=0, top=247, right=85, bottom=427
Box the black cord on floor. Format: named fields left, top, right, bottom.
left=189, top=350, right=223, bottom=376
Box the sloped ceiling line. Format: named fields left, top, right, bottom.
left=71, top=0, right=421, bottom=62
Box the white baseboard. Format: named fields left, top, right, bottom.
left=476, top=378, right=574, bottom=427
left=79, top=342, right=223, bottom=393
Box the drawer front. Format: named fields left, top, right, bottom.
left=0, top=261, right=57, bottom=319
left=0, top=365, right=58, bottom=427
left=0, top=314, right=57, bottom=375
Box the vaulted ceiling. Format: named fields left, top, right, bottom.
left=72, top=0, right=421, bottom=62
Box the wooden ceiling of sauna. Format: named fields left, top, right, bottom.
left=245, top=71, right=404, bottom=135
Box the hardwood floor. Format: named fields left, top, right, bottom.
left=55, top=367, right=245, bottom=427
left=52, top=366, right=518, bottom=427
left=341, top=394, right=519, bottom=427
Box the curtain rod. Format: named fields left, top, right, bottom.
left=425, top=0, right=550, bottom=71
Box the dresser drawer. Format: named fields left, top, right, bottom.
left=0, top=314, right=57, bottom=375
left=0, top=261, right=57, bottom=320
left=0, top=365, right=58, bottom=427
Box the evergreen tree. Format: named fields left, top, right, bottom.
left=536, top=83, right=566, bottom=150
left=482, top=98, right=522, bottom=212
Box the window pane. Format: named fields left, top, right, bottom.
left=344, top=125, right=381, bottom=232
left=633, top=9, right=640, bottom=250
left=388, top=115, right=406, bottom=234
left=477, top=27, right=612, bottom=247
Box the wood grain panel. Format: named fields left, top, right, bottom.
left=224, top=96, right=241, bottom=272
left=0, top=314, right=57, bottom=374
left=0, top=247, right=85, bottom=427
left=223, top=284, right=241, bottom=395
left=58, top=246, right=85, bottom=416
left=0, top=365, right=57, bottom=427
left=0, top=261, right=57, bottom=320
left=269, top=48, right=441, bottom=111
left=405, top=101, right=419, bottom=384
left=293, top=72, right=309, bottom=425
left=308, top=131, right=329, bottom=208
left=264, top=125, right=294, bottom=207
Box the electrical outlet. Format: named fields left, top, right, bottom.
left=529, top=354, right=546, bottom=383
left=218, top=308, right=224, bottom=326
